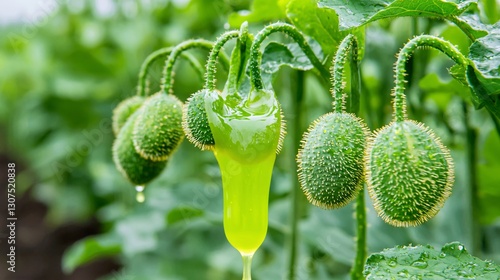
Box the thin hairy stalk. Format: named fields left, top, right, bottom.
left=393, top=35, right=468, bottom=122
left=205, top=30, right=240, bottom=90
left=161, top=39, right=230, bottom=95
left=331, top=34, right=358, bottom=113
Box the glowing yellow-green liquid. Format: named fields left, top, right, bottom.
left=215, top=148, right=275, bottom=254
left=205, top=89, right=281, bottom=255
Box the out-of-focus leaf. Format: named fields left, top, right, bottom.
left=167, top=206, right=204, bottom=225
left=115, top=210, right=166, bottom=256
left=364, top=242, right=500, bottom=279
left=478, top=130, right=500, bottom=224
left=228, top=0, right=287, bottom=27
left=318, top=0, right=476, bottom=31
left=62, top=234, right=121, bottom=274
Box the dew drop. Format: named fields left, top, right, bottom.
left=412, top=261, right=428, bottom=269
left=439, top=252, right=446, bottom=258
left=458, top=245, right=464, bottom=251
left=135, top=185, right=145, bottom=203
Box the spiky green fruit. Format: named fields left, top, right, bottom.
left=366, top=120, right=454, bottom=227
left=112, top=96, right=145, bottom=135
left=297, top=112, right=368, bottom=209
left=132, top=93, right=184, bottom=161
left=182, top=89, right=215, bottom=150
left=113, top=110, right=167, bottom=185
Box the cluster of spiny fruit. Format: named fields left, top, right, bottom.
left=112, top=30, right=456, bottom=228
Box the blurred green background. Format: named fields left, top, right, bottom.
left=0, top=0, right=499, bottom=279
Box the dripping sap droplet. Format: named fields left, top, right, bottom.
left=135, top=185, right=145, bottom=203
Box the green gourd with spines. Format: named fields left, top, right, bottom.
left=113, top=109, right=167, bottom=185
left=182, top=89, right=216, bottom=150
left=132, top=93, right=184, bottom=161
left=296, top=34, right=367, bottom=209
left=297, top=112, right=368, bottom=209
left=365, top=35, right=462, bottom=227
left=112, top=96, right=145, bottom=136
left=366, top=120, right=454, bottom=227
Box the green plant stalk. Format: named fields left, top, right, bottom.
left=351, top=189, right=367, bottom=280
left=205, top=30, right=240, bottom=91
left=346, top=35, right=366, bottom=280
left=137, top=47, right=173, bottom=96
left=161, top=39, right=230, bottom=95
left=288, top=70, right=305, bottom=280
left=249, top=22, right=330, bottom=90
left=137, top=48, right=207, bottom=97
left=393, top=35, right=468, bottom=122
left=464, top=103, right=481, bottom=256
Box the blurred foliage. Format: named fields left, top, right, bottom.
left=0, top=0, right=499, bottom=279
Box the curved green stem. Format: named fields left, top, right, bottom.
left=249, top=22, right=330, bottom=90
left=137, top=47, right=173, bottom=97
left=393, top=35, right=468, bottom=122
left=161, top=39, right=230, bottom=95
left=137, top=50, right=204, bottom=96
left=205, top=30, right=240, bottom=91
left=331, top=34, right=358, bottom=113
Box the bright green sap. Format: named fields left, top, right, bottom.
left=205, top=90, right=281, bottom=255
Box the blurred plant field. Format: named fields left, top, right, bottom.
left=0, top=0, right=499, bottom=279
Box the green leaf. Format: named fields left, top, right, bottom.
left=364, top=242, right=500, bottom=279
left=468, top=26, right=500, bottom=99
left=167, top=206, right=204, bottom=225
left=115, top=210, right=166, bottom=256
left=62, top=234, right=121, bottom=274
left=449, top=64, right=469, bottom=87
left=261, top=41, right=324, bottom=74
left=454, top=12, right=489, bottom=39
left=228, top=0, right=287, bottom=27
left=318, top=0, right=476, bottom=31
left=287, top=0, right=349, bottom=56
left=466, top=65, right=500, bottom=117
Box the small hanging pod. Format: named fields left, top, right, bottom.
left=132, top=92, right=184, bottom=161
left=297, top=34, right=369, bottom=209
left=112, top=96, right=145, bottom=136
left=131, top=39, right=215, bottom=161
left=366, top=120, right=454, bottom=226
left=113, top=109, right=168, bottom=185
left=366, top=35, right=460, bottom=226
